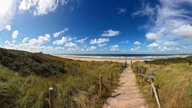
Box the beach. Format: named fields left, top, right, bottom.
left=55, top=54, right=189, bottom=63
left=55, top=55, right=145, bottom=63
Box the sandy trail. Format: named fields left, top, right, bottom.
left=103, top=67, right=147, bottom=108
left=54, top=55, right=147, bottom=108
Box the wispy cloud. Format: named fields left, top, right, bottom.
left=90, top=38, right=109, bottom=45
left=64, top=42, right=77, bottom=47
left=76, top=37, right=88, bottom=43
left=12, top=30, right=19, bottom=39
left=163, top=41, right=177, bottom=47
left=102, top=29, right=120, bottom=37
left=134, top=0, right=192, bottom=52
left=120, top=40, right=129, bottom=44
left=134, top=41, right=141, bottom=45
left=131, top=46, right=140, bottom=51
left=132, top=2, right=156, bottom=21
left=118, top=8, right=127, bottom=15
left=53, top=28, right=69, bottom=38
left=110, top=45, right=119, bottom=51
left=87, top=46, right=97, bottom=51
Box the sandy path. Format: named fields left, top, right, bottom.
left=103, top=67, right=147, bottom=108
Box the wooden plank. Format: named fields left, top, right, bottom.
left=151, top=80, right=161, bottom=108
left=138, top=74, right=155, bottom=79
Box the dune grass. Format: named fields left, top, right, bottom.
left=131, top=57, right=192, bottom=108
left=0, top=48, right=124, bottom=108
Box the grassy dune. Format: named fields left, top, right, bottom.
left=131, top=57, right=192, bottom=108
left=0, top=48, right=124, bottom=108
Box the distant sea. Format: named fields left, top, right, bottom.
left=61, top=54, right=191, bottom=59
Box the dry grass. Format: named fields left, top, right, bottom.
left=0, top=48, right=125, bottom=107
left=132, top=59, right=192, bottom=108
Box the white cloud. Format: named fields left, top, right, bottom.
left=55, top=46, right=64, bottom=50
left=12, top=30, right=19, bottom=39
left=19, top=0, right=37, bottom=11
left=64, top=42, right=77, bottom=47
left=76, top=37, right=88, bottom=43
left=147, top=42, right=158, bottom=48
left=19, top=0, right=65, bottom=16
left=163, top=41, right=177, bottom=46
left=131, top=46, right=140, bottom=51
left=110, top=45, right=119, bottom=51
left=98, top=43, right=106, bottom=47
left=0, top=0, right=16, bottom=31
left=53, top=36, right=68, bottom=45
left=146, top=32, right=160, bottom=40
left=22, top=37, right=29, bottom=43
left=120, top=40, right=129, bottom=44
left=29, top=34, right=50, bottom=45
left=159, top=46, right=173, bottom=51
left=132, top=3, right=156, bottom=17
left=90, top=38, right=109, bottom=44
left=134, top=0, right=192, bottom=52
left=102, top=29, right=120, bottom=37
left=61, top=0, right=69, bottom=5
left=5, top=40, right=11, bottom=45
left=134, top=41, right=141, bottom=45
left=5, top=25, right=11, bottom=31
left=118, top=8, right=127, bottom=14
left=53, top=28, right=69, bottom=37
left=87, top=46, right=97, bottom=51
left=172, top=24, right=192, bottom=40
left=67, top=37, right=76, bottom=41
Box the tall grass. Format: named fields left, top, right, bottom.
left=132, top=58, right=192, bottom=108
left=0, top=59, right=124, bottom=108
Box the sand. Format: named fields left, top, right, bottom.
left=55, top=55, right=145, bottom=63
left=103, top=67, right=147, bottom=108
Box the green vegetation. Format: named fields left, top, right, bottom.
left=0, top=48, right=124, bottom=108
left=131, top=57, right=192, bottom=108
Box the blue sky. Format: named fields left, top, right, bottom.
left=0, top=0, right=192, bottom=54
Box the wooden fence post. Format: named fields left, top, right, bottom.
left=150, top=79, right=154, bottom=96
left=142, top=75, right=144, bottom=84
left=99, top=75, right=103, bottom=98
left=151, top=80, right=161, bottom=108
left=130, top=60, right=132, bottom=66
left=49, top=87, right=54, bottom=108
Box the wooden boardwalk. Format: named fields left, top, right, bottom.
left=103, top=67, right=147, bottom=108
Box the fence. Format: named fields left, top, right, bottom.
left=137, top=67, right=161, bottom=108
left=48, top=61, right=139, bottom=108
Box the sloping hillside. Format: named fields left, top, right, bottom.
left=0, top=48, right=65, bottom=77
left=0, top=48, right=124, bottom=107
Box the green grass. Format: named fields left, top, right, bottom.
left=0, top=48, right=124, bottom=108
left=131, top=57, right=192, bottom=108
